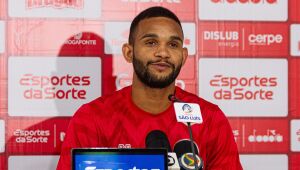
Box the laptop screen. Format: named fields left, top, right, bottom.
left=72, top=148, right=168, bottom=170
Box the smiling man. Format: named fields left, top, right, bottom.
left=57, top=6, right=242, bottom=170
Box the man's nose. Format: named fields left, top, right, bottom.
left=154, top=44, right=170, bottom=59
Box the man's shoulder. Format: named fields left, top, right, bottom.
left=77, top=86, right=130, bottom=113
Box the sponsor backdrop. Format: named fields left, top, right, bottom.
left=0, top=0, right=299, bottom=169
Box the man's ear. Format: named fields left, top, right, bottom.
left=182, top=47, right=188, bottom=65
left=122, top=43, right=134, bottom=63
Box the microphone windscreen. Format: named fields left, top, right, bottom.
left=173, top=139, right=199, bottom=158
left=145, top=130, right=172, bottom=152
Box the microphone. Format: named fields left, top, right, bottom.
left=174, top=140, right=203, bottom=170
left=145, top=130, right=180, bottom=170
left=168, top=94, right=203, bottom=170
left=145, top=130, right=171, bottom=151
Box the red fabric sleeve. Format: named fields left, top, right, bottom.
left=205, top=108, right=243, bottom=170
left=56, top=104, right=102, bottom=170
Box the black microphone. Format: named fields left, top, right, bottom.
left=174, top=140, right=203, bottom=170
left=145, top=130, right=171, bottom=152
left=145, top=130, right=180, bottom=170
left=174, top=139, right=199, bottom=158
left=168, top=94, right=181, bottom=103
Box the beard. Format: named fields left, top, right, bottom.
left=132, top=54, right=182, bottom=89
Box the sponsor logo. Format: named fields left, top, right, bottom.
left=0, top=21, right=4, bottom=53
left=8, top=57, right=101, bottom=116
left=8, top=0, right=101, bottom=18
left=105, top=22, right=130, bottom=55
left=199, top=0, right=287, bottom=21
left=199, top=23, right=287, bottom=55
left=291, top=120, right=300, bottom=151
left=240, top=154, right=288, bottom=170
left=64, top=32, right=97, bottom=46
left=60, top=131, right=66, bottom=142
left=204, top=31, right=239, bottom=41
left=19, top=74, right=90, bottom=100
left=248, top=129, right=283, bottom=143
left=199, top=59, right=287, bottom=117
left=105, top=22, right=195, bottom=55
left=121, top=0, right=181, bottom=2
left=248, top=33, right=283, bottom=45
left=232, top=129, right=239, bottom=143
left=13, top=129, right=50, bottom=143
left=10, top=22, right=102, bottom=55
left=210, top=75, right=277, bottom=100
left=0, top=120, right=4, bottom=153
left=182, top=104, right=193, bottom=114
left=211, top=0, right=277, bottom=4
left=178, top=153, right=203, bottom=170
left=7, top=119, right=69, bottom=153
left=118, top=144, right=132, bottom=148
left=174, top=103, right=203, bottom=124
left=8, top=156, right=59, bottom=170
left=26, top=0, right=84, bottom=9
left=202, top=30, right=240, bottom=48
left=102, top=0, right=193, bottom=21
left=82, top=166, right=161, bottom=170
left=229, top=119, right=288, bottom=152
left=182, top=23, right=196, bottom=55
left=291, top=24, right=300, bottom=56
left=130, top=166, right=160, bottom=170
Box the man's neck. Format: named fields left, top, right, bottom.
left=131, top=77, right=176, bottom=115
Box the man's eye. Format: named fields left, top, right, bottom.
left=145, top=41, right=157, bottom=46
left=169, top=42, right=179, bottom=48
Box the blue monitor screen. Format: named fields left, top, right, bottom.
left=72, top=149, right=167, bottom=170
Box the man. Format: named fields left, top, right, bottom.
left=57, top=6, right=242, bottom=170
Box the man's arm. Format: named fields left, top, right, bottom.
left=56, top=104, right=101, bottom=170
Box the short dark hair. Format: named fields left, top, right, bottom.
left=128, top=6, right=183, bottom=45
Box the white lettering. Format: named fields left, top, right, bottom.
left=204, top=31, right=239, bottom=40
left=121, top=0, right=180, bottom=3
left=248, top=34, right=283, bottom=45
left=211, top=0, right=277, bottom=4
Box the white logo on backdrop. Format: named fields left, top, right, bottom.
left=248, top=33, right=283, bottom=45
left=64, top=32, right=97, bottom=46
left=104, top=22, right=195, bottom=55
left=290, top=24, right=300, bottom=57
left=8, top=57, right=101, bottom=117
left=105, top=22, right=131, bottom=55
left=0, top=120, right=4, bottom=153
left=201, top=27, right=284, bottom=50
left=199, top=0, right=287, bottom=21
left=0, top=21, right=5, bottom=53
left=240, top=154, right=288, bottom=170
left=13, top=129, right=50, bottom=144
left=203, top=30, right=239, bottom=48
left=182, top=23, right=196, bottom=55
left=199, top=58, right=287, bottom=117
left=121, top=0, right=181, bottom=2
left=248, top=129, right=283, bottom=143
left=8, top=156, right=59, bottom=170
left=8, top=0, right=101, bottom=18
left=291, top=120, right=300, bottom=151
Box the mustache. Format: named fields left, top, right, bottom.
left=147, top=60, right=175, bottom=68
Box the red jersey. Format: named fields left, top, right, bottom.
left=57, top=86, right=242, bottom=170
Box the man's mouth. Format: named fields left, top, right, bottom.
left=149, top=62, right=172, bottom=71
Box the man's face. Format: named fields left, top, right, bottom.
left=131, top=17, right=187, bottom=88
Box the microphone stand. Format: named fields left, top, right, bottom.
left=169, top=95, right=199, bottom=170
left=187, top=122, right=199, bottom=170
